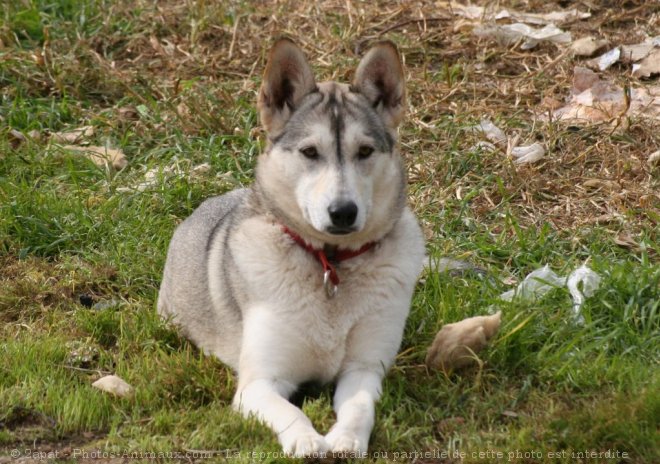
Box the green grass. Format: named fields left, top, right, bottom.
left=1, top=1, right=659, bottom=463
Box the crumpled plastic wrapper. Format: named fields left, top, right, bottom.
left=426, top=311, right=502, bottom=372
left=471, top=119, right=547, bottom=164
left=500, top=264, right=601, bottom=324
left=474, top=23, right=571, bottom=50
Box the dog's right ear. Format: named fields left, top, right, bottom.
left=258, top=38, right=316, bottom=137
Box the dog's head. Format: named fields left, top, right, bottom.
left=255, top=38, right=407, bottom=247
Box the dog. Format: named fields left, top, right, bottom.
left=157, top=38, right=425, bottom=457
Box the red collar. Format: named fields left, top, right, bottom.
left=281, top=225, right=377, bottom=297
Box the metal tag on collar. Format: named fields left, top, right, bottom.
left=323, top=270, right=338, bottom=298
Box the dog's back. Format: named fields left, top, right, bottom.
left=158, top=188, right=249, bottom=367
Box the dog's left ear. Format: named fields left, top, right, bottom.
left=353, top=41, right=406, bottom=129
left=259, top=38, right=317, bottom=137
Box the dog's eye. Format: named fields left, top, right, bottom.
left=300, top=146, right=319, bottom=160
left=357, top=145, right=374, bottom=160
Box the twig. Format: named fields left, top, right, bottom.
left=228, top=16, right=241, bottom=61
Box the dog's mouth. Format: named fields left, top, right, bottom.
left=326, top=226, right=357, bottom=235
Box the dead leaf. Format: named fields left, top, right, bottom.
left=571, top=36, right=608, bottom=57
left=547, top=67, right=660, bottom=124
left=117, top=107, right=139, bottom=120
left=92, top=375, right=133, bottom=397
left=426, top=311, right=502, bottom=372
left=60, top=145, right=128, bottom=170
left=541, top=96, right=563, bottom=111
left=27, top=130, right=42, bottom=142
left=648, top=150, right=660, bottom=167
left=50, top=126, right=95, bottom=144
left=628, top=86, right=660, bottom=120
left=632, top=49, right=660, bottom=78
left=8, top=129, right=27, bottom=148
left=614, top=233, right=639, bottom=250
left=582, top=179, right=621, bottom=192
left=621, top=42, right=656, bottom=63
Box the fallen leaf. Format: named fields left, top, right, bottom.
left=50, top=125, right=95, bottom=144
left=582, top=179, right=621, bottom=192
left=546, top=67, right=660, bottom=124
left=9, top=129, right=27, bottom=148
left=632, top=49, right=660, bottom=78
left=628, top=86, right=660, bottom=120
left=621, top=42, right=656, bottom=63
left=614, top=233, right=639, bottom=250
left=27, top=130, right=42, bottom=142
left=426, top=312, right=502, bottom=372
left=541, top=96, right=563, bottom=111
left=60, top=145, right=128, bottom=170
left=648, top=150, right=660, bottom=167
left=92, top=375, right=133, bottom=397
left=117, top=107, right=139, bottom=120
left=571, top=36, right=608, bottom=57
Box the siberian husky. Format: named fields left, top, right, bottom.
left=158, top=38, right=425, bottom=457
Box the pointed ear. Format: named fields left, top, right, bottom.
left=258, top=38, right=316, bottom=137
left=353, top=41, right=406, bottom=129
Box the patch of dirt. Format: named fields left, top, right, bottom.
left=0, top=254, right=119, bottom=324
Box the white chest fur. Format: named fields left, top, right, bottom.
left=226, top=210, right=424, bottom=384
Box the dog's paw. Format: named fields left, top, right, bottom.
left=281, top=430, right=329, bottom=458
left=325, top=427, right=368, bottom=455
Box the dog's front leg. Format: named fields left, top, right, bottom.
left=233, top=378, right=328, bottom=457
left=325, top=368, right=381, bottom=455
left=232, top=305, right=329, bottom=457
left=325, top=306, right=408, bottom=455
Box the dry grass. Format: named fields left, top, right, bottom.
left=5, top=0, right=658, bottom=237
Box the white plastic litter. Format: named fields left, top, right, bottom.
left=499, top=264, right=601, bottom=324
left=566, top=264, right=602, bottom=324
left=474, top=23, right=571, bottom=50
left=474, top=119, right=507, bottom=145
left=448, top=3, right=590, bottom=25
left=470, top=119, right=547, bottom=164
left=499, top=265, right=563, bottom=302
left=590, top=47, right=621, bottom=71
left=511, top=143, right=546, bottom=164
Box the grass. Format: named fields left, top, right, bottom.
left=1, top=0, right=659, bottom=463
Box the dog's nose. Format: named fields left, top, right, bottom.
left=328, top=200, right=358, bottom=228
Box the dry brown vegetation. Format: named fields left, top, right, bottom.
left=4, top=0, right=659, bottom=239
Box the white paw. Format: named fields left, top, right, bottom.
left=281, top=430, right=329, bottom=458
left=325, top=427, right=368, bottom=455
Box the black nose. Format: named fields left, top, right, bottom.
left=328, top=200, right=358, bottom=228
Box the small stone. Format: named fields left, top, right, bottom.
left=92, top=375, right=133, bottom=397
